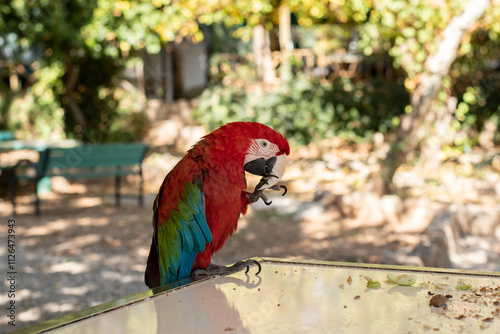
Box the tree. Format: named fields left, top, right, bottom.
left=286, top=0, right=498, bottom=193
left=380, top=0, right=491, bottom=192
left=1, top=0, right=100, bottom=136
left=197, top=0, right=282, bottom=83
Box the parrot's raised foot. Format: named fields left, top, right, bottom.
left=192, top=259, right=262, bottom=278
left=248, top=184, right=287, bottom=206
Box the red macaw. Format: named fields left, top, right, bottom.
left=145, top=122, right=290, bottom=288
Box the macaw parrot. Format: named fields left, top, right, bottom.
left=145, top=122, right=290, bottom=288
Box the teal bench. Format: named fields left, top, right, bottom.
left=11, top=143, right=148, bottom=216
left=0, top=130, right=15, bottom=171
left=0, top=130, right=14, bottom=142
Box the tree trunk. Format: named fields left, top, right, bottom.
left=64, top=55, right=87, bottom=132
left=279, top=5, right=292, bottom=83
left=418, top=94, right=457, bottom=174
left=380, top=0, right=491, bottom=193
left=253, top=24, right=276, bottom=84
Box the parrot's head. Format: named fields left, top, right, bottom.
left=242, top=127, right=289, bottom=191
left=203, top=122, right=290, bottom=190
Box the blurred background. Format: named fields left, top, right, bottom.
left=1, top=0, right=500, bottom=330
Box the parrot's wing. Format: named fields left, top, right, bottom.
left=154, top=179, right=212, bottom=284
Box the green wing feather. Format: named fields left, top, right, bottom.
left=155, top=181, right=212, bottom=284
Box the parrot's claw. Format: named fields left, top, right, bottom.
left=192, top=260, right=262, bottom=278
left=244, top=259, right=262, bottom=275
left=269, top=184, right=287, bottom=196
left=247, top=190, right=273, bottom=205
left=260, top=192, right=273, bottom=206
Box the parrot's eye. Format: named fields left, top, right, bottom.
left=260, top=140, right=269, bottom=148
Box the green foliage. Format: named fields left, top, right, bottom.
left=0, top=0, right=151, bottom=142
left=207, top=53, right=258, bottom=86
left=105, top=85, right=150, bottom=142
left=5, top=63, right=65, bottom=139
left=3, top=59, right=149, bottom=142
left=208, top=23, right=252, bottom=55
left=450, top=24, right=500, bottom=145
left=452, top=80, right=500, bottom=142
left=83, top=0, right=204, bottom=57
left=194, top=76, right=408, bottom=145
left=310, top=24, right=353, bottom=55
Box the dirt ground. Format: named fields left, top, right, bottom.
left=1, top=137, right=499, bottom=332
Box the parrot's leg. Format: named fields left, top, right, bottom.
left=191, top=259, right=262, bottom=277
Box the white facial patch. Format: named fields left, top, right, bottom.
left=244, top=139, right=280, bottom=165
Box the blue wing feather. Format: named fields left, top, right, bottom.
left=157, top=181, right=212, bottom=285
left=194, top=212, right=212, bottom=242
left=187, top=223, right=205, bottom=252
left=180, top=227, right=194, bottom=253
left=178, top=251, right=197, bottom=279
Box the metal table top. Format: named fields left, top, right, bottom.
left=13, top=258, right=500, bottom=334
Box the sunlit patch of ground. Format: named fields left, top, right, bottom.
left=0, top=190, right=153, bottom=331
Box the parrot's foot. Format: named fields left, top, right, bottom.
left=247, top=184, right=287, bottom=206
left=191, top=259, right=262, bottom=278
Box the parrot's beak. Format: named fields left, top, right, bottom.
left=244, top=154, right=287, bottom=190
